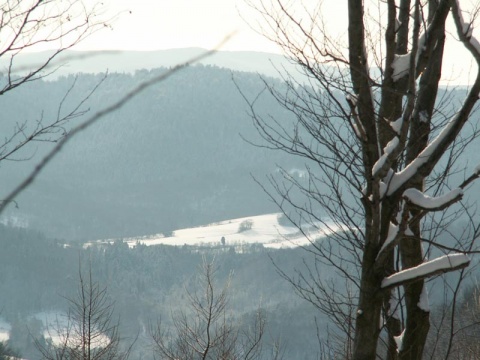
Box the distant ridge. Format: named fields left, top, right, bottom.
left=1, top=48, right=302, bottom=79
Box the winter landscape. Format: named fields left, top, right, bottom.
left=1, top=1, right=480, bottom=360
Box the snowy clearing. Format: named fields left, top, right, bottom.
left=88, top=213, right=343, bottom=250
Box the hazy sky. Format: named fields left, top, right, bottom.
left=74, top=0, right=474, bottom=84
left=78, top=0, right=284, bottom=53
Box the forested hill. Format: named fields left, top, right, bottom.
left=0, top=65, right=301, bottom=240
left=1, top=64, right=477, bottom=241
left=2, top=48, right=299, bottom=80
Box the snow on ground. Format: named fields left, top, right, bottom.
left=89, top=213, right=343, bottom=249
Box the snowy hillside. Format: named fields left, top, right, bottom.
left=89, top=213, right=341, bottom=249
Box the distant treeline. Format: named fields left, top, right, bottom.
left=0, top=224, right=329, bottom=359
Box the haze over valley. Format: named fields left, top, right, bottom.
left=1, top=47, right=479, bottom=360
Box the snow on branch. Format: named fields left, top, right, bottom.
left=391, top=28, right=427, bottom=83
left=372, top=137, right=399, bottom=177
left=459, top=165, right=480, bottom=189
left=378, top=222, right=399, bottom=256
left=381, top=253, right=470, bottom=289
left=402, top=188, right=463, bottom=211
left=389, top=117, right=403, bottom=135
left=387, top=114, right=458, bottom=195
left=451, top=0, right=480, bottom=62
left=375, top=204, right=409, bottom=269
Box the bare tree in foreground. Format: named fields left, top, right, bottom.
left=151, top=258, right=280, bottom=360
left=241, top=0, right=480, bottom=359
left=36, top=264, right=133, bottom=360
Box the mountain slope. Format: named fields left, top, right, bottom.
left=0, top=65, right=303, bottom=240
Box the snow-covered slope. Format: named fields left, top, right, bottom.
left=90, top=213, right=341, bottom=249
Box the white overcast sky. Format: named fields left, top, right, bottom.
left=77, top=0, right=284, bottom=53
left=74, top=0, right=475, bottom=84
left=76, top=0, right=353, bottom=53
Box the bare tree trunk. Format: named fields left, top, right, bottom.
left=244, top=0, right=480, bottom=358
left=353, top=242, right=383, bottom=360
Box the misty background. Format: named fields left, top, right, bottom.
left=0, top=49, right=479, bottom=359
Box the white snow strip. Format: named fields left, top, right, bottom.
left=353, top=118, right=366, bottom=139
left=381, top=253, right=470, bottom=288
left=390, top=117, right=403, bottom=134
left=372, top=137, right=399, bottom=176
left=392, top=53, right=411, bottom=82
left=394, top=330, right=405, bottom=352
left=372, top=155, right=387, bottom=177
left=403, top=188, right=463, bottom=210
left=417, top=284, right=430, bottom=312
left=385, top=136, right=399, bottom=153
left=416, top=31, right=427, bottom=64
left=388, top=114, right=458, bottom=195
left=379, top=181, right=387, bottom=199
left=377, top=222, right=399, bottom=259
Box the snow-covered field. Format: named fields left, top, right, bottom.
left=90, top=213, right=343, bottom=249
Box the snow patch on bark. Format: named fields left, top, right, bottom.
left=394, top=330, right=405, bottom=352
left=418, top=284, right=430, bottom=312
left=392, top=54, right=411, bottom=81
left=377, top=222, right=399, bottom=258
left=390, top=117, right=403, bottom=134
left=372, top=137, right=399, bottom=176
